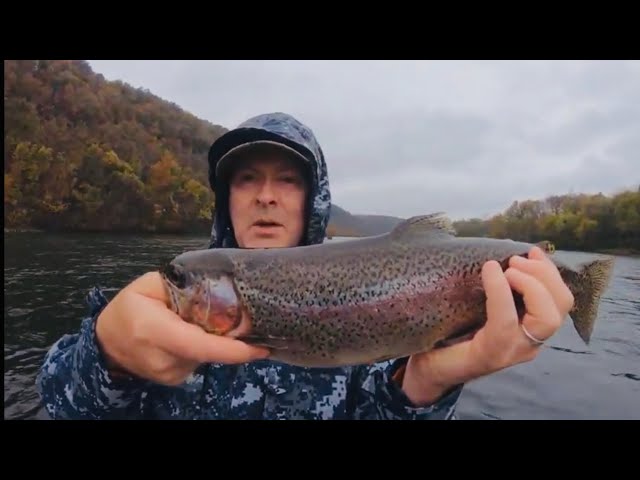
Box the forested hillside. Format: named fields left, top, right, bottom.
left=3, top=59, right=401, bottom=236
left=4, top=59, right=225, bottom=233
left=453, top=190, right=640, bottom=254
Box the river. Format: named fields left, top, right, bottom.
left=4, top=233, right=639, bottom=420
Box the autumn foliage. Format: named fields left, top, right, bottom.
left=4, top=60, right=225, bottom=233
left=453, top=189, right=640, bottom=254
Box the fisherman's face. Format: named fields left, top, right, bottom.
left=228, top=150, right=308, bottom=249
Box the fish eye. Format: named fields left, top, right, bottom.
left=162, top=263, right=186, bottom=289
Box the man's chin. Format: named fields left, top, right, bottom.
left=243, top=235, right=290, bottom=249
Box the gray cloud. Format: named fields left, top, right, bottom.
left=317, top=109, right=494, bottom=180
left=88, top=60, right=639, bottom=220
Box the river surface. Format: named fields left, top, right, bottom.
left=4, top=233, right=639, bottom=420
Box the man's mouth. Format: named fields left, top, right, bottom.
left=253, top=220, right=282, bottom=228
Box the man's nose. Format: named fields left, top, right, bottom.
left=256, top=179, right=277, bottom=204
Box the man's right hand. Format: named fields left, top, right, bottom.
left=95, top=271, right=270, bottom=385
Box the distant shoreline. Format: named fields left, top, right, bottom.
left=594, top=248, right=640, bottom=258
left=4, top=228, right=45, bottom=233
left=5, top=228, right=639, bottom=258
left=4, top=227, right=208, bottom=235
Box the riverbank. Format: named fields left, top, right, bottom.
left=595, top=248, right=640, bottom=258
left=3, top=225, right=209, bottom=235
left=4, top=228, right=45, bottom=233
left=5, top=227, right=639, bottom=256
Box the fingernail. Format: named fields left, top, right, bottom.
left=510, top=255, right=526, bottom=265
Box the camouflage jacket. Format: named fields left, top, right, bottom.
left=36, top=112, right=464, bottom=420
left=37, top=288, right=462, bottom=420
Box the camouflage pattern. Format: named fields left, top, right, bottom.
left=36, top=112, right=463, bottom=420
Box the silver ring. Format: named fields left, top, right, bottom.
left=521, top=323, right=545, bottom=346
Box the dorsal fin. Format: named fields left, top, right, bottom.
left=390, top=212, right=456, bottom=240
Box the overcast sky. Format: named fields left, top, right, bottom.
left=87, top=60, right=639, bottom=220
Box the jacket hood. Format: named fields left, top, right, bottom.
left=207, top=112, right=331, bottom=248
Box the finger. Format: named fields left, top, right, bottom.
left=164, top=320, right=270, bottom=364
left=139, top=297, right=270, bottom=364
left=529, top=245, right=554, bottom=264
left=482, top=260, right=518, bottom=328
left=504, top=267, right=562, bottom=341
left=127, top=271, right=170, bottom=303
left=509, top=249, right=574, bottom=313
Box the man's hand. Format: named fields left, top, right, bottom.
left=399, top=246, right=575, bottom=406
left=95, top=272, right=270, bottom=386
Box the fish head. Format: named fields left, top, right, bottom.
left=159, top=253, right=243, bottom=336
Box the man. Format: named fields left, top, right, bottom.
left=36, top=112, right=574, bottom=419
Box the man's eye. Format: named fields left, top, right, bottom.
left=237, top=173, right=255, bottom=182
left=281, top=175, right=299, bottom=184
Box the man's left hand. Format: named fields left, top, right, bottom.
left=399, top=246, right=575, bottom=406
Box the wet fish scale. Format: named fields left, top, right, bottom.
left=252, top=239, right=483, bottom=364
left=161, top=213, right=615, bottom=368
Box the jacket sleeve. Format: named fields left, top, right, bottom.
left=36, top=287, right=149, bottom=420
left=348, top=357, right=463, bottom=420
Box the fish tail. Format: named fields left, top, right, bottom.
left=564, top=256, right=615, bottom=344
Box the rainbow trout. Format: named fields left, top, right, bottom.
left=160, top=213, right=615, bottom=368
